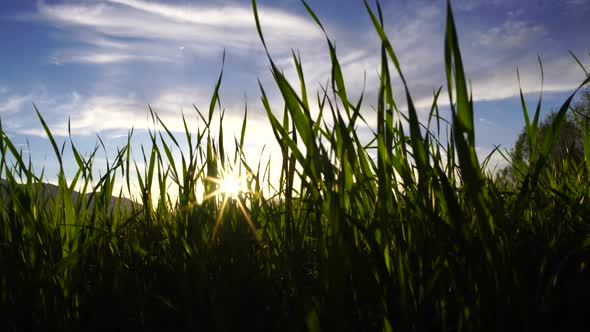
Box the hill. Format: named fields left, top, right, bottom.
left=0, top=178, right=140, bottom=214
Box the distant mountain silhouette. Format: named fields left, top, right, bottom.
left=0, top=178, right=141, bottom=214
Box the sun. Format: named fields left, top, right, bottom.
left=219, top=174, right=240, bottom=198
left=202, top=168, right=248, bottom=202
left=218, top=169, right=247, bottom=199
left=203, top=167, right=258, bottom=244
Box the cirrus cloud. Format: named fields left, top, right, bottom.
left=35, top=0, right=324, bottom=65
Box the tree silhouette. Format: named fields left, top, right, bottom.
left=496, top=88, right=590, bottom=188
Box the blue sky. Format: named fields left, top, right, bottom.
left=0, top=0, right=589, bottom=189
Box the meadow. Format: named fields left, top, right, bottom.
left=1, top=1, right=589, bottom=331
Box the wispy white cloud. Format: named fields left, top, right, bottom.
left=478, top=21, right=546, bottom=49
left=566, top=0, right=589, bottom=6
left=454, top=0, right=504, bottom=12
left=0, top=94, right=32, bottom=114
left=12, top=85, right=283, bottom=185
left=16, top=92, right=172, bottom=137
left=107, top=0, right=317, bottom=33
left=58, top=52, right=170, bottom=64
left=12, top=85, right=271, bottom=142
left=332, top=1, right=585, bottom=111
left=35, top=0, right=323, bottom=65
left=10, top=0, right=588, bottom=142
left=27, top=0, right=585, bottom=118
left=471, top=56, right=586, bottom=102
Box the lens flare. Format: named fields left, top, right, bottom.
left=203, top=167, right=258, bottom=244
left=219, top=172, right=243, bottom=198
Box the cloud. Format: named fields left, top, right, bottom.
left=35, top=0, right=324, bottom=65
left=11, top=85, right=273, bottom=146
left=11, top=85, right=284, bottom=186
left=57, top=52, right=170, bottom=64
left=478, top=117, right=494, bottom=126
left=27, top=0, right=584, bottom=119
left=15, top=92, right=172, bottom=137
left=10, top=0, right=587, bottom=141
left=258, top=0, right=582, bottom=126
left=347, top=2, right=584, bottom=110
left=0, top=94, right=32, bottom=114
left=478, top=21, right=546, bottom=49
left=567, top=0, right=589, bottom=6
left=266, top=2, right=446, bottom=118
left=469, top=55, right=586, bottom=102
left=454, top=0, right=504, bottom=12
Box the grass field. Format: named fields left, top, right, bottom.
left=1, top=1, right=589, bottom=331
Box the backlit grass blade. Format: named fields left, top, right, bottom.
left=366, top=1, right=429, bottom=188
left=532, top=57, right=545, bottom=133
left=35, top=104, right=63, bottom=171
left=125, top=128, right=134, bottom=197
left=517, top=58, right=545, bottom=164
left=182, top=111, right=193, bottom=161
left=219, top=109, right=225, bottom=165
left=292, top=50, right=310, bottom=110
left=209, top=50, right=225, bottom=121
left=156, top=113, right=181, bottom=149
left=584, top=119, right=590, bottom=173
left=376, top=45, right=393, bottom=208
left=158, top=133, right=179, bottom=184
left=517, top=68, right=534, bottom=160
left=234, top=102, right=248, bottom=163
left=0, top=123, right=37, bottom=180
left=569, top=50, right=589, bottom=77
left=258, top=82, right=307, bottom=173
left=253, top=4, right=324, bottom=192
left=444, top=1, right=482, bottom=189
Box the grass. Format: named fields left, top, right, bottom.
left=1, top=0, right=589, bottom=331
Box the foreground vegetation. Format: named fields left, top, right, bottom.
left=1, top=1, right=589, bottom=331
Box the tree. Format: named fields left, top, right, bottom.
left=572, top=87, right=590, bottom=133
left=495, top=88, right=590, bottom=188
left=511, top=111, right=584, bottom=165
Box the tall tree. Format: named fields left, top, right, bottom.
left=496, top=88, right=590, bottom=187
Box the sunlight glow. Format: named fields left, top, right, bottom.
left=202, top=167, right=259, bottom=244
left=219, top=173, right=244, bottom=198
left=203, top=168, right=248, bottom=201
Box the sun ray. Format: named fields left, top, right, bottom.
left=236, top=197, right=260, bottom=241
left=210, top=195, right=230, bottom=244
left=203, top=165, right=258, bottom=244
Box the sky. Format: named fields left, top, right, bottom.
left=0, top=0, right=589, bottom=193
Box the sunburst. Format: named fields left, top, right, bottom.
left=203, top=167, right=259, bottom=244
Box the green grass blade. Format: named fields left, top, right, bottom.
left=35, top=105, right=63, bottom=170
